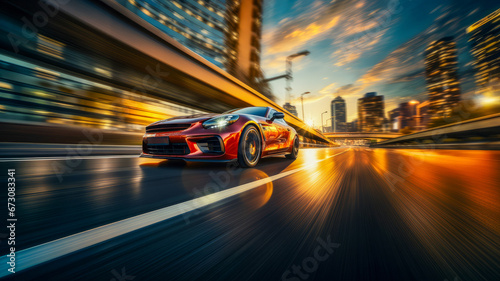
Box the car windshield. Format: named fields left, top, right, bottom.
left=224, top=107, right=268, bottom=117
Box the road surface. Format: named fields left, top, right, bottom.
left=0, top=147, right=499, bottom=281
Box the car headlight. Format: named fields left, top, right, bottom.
left=202, top=115, right=239, bottom=129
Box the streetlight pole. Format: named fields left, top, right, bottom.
left=285, top=50, right=310, bottom=103
left=321, top=111, right=328, bottom=133
left=300, top=91, right=310, bottom=120
left=324, top=117, right=333, bottom=132
left=332, top=102, right=336, bottom=133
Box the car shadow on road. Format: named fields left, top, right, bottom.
left=138, top=156, right=296, bottom=195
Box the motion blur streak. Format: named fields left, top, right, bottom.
left=0, top=147, right=498, bottom=280
left=0, top=155, right=138, bottom=162
left=0, top=149, right=348, bottom=277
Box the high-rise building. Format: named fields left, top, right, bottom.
left=117, top=0, right=228, bottom=67
left=331, top=96, right=346, bottom=132
left=283, top=102, right=298, bottom=116
left=398, top=102, right=419, bottom=129
left=467, top=8, right=500, bottom=96
left=116, top=0, right=271, bottom=98
left=346, top=119, right=358, bottom=132
left=357, top=92, right=384, bottom=132
left=424, top=37, right=461, bottom=121
left=387, top=108, right=400, bottom=132
left=415, top=100, right=430, bottom=130
left=225, top=0, right=264, bottom=83
left=388, top=101, right=429, bottom=132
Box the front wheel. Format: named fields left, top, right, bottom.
left=237, top=125, right=262, bottom=168
left=286, top=136, right=299, bottom=159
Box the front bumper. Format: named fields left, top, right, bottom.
left=140, top=122, right=242, bottom=161
left=139, top=153, right=236, bottom=162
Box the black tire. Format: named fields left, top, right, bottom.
left=286, top=136, right=299, bottom=159
left=237, top=125, right=262, bottom=168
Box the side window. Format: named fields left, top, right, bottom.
left=267, top=109, right=276, bottom=119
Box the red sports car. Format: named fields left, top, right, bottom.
left=140, top=107, right=299, bottom=167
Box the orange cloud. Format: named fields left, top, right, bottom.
left=267, top=16, right=340, bottom=55
left=319, top=82, right=337, bottom=94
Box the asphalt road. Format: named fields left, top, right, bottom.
left=0, top=147, right=499, bottom=281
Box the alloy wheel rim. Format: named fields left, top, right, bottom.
left=244, top=129, right=260, bottom=164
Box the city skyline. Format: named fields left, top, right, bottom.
left=261, top=0, right=498, bottom=126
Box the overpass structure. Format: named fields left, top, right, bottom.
left=0, top=0, right=331, bottom=144
left=324, top=132, right=403, bottom=140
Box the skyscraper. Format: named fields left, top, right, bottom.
left=331, top=96, right=346, bottom=132
left=387, top=108, right=400, bottom=132
left=398, top=102, right=419, bottom=129
left=283, top=102, right=298, bottom=116
left=346, top=119, right=358, bottom=132
left=117, top=0, right=228, bottom=67
left=357, top=92, right=384, bottom=132
left=424, top=37, right=461, bottom=121
left=116, top=0, right=271, bottom=98
left=225, top=0, right=264, bottom=84
left=467, top=8, right=500, bottom=96
left=415, top=100, right=430, bottom=131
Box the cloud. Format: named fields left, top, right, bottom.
left=293, top=94, right=330, bottom=104
left=289, top=82, right=337, bottom=104
left=319, top=82, right=337, bottom=94
left=283, top=17, right=340, bottom=42
left=332, top=28, right=386, bottom=66
left=389, top=69, right=425, bottom=84
left=328, top=0, right=401, bottom=66
left=262, top=0, right=401, bottom=75
left=335, top=84, right=363, bottom=96
left=265, top=8, right=341, bottom=56
left=278, top=17, right=290, bottom=25
left=294, top=83, right=363, bottom=105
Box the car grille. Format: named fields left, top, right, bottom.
left=195, top=137, right=224, bottom=154
left=143, top=141, right=190, bottom=155
left=146, top=123, right=192, bottom=133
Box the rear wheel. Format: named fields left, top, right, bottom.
left=286, top=136, right=299, bottom=159
left=238, top=125, right=262, bottom=168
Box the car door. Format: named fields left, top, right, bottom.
left=275, top=117, right=291, bottom=149
left=260, top=109, right=280, bottom=151
left=265, top=109, right=289, bottom=150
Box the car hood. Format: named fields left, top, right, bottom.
left=149, top=113, right=221, bottom=126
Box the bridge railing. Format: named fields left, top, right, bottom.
left=324, top=132, right=403, bottom=139
left=374, top=113, right=500, bottom=146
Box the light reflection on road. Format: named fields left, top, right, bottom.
left=1, top=147, right=499, bottom=281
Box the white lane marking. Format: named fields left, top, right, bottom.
left=0, top=155, right=139, bottom=162
left=0, top=149, right=349, bottom=276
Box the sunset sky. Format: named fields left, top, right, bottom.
left=261, top=0, right=498, bottom=127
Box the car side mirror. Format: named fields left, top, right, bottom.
left=270, top=112, right=285, bottom=122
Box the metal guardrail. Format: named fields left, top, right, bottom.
left=376, top=113, right=500, bottom=145
left=324, top=132, right=402, bottom=139
left=299, top=142, right=334, bottom=148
